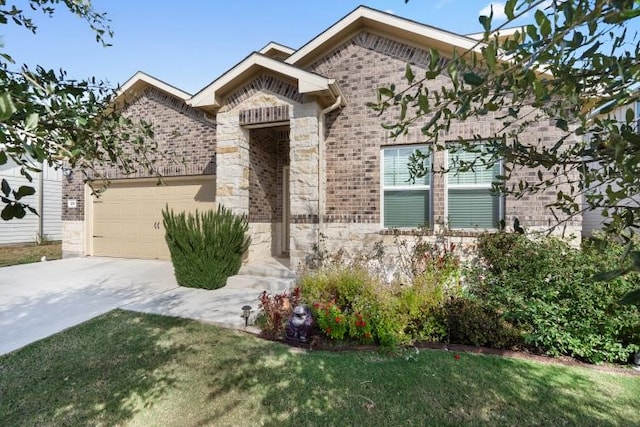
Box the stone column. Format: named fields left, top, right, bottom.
left=289, top=102, right=321, bottom=268
left=215, top=109, right=250, bottom=216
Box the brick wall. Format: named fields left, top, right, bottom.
left=309, top=31, right=581, bottom=231
left=62, top=88, right=217, bottom=221
left=248, top=127, right=289, bottom=222
left=225, top=74, right=304, bottom=111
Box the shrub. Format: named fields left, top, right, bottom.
left=301, top=259, right=459, bottom=347
left=397, top=276, right=452, bottom=341
left=470, top=233, right=640, bottom=363
left=162, top=205, right=250, bottom=289
left=300, top=265, right=378, bottom=311
left=257, top=288, right=301, bottom=339
left=441, top=297, right=522, bottom=348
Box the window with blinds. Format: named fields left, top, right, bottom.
left=447, top=144, right=501, bottom=229
left=382, top=146, right=431, bottom=228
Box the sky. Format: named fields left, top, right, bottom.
left=0, top=1, right=637, bottom=95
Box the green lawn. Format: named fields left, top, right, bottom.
left=1, top=310, right=638, bottom=426
left=0, top=242, right=62, bottom=267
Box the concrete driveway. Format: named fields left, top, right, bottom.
left=0, top=257, right=263, bottom=355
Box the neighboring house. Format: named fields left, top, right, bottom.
left=61, top=6, right=582, bottom=267
left=582, top=100, right=640, bottom=236
left=1, top=159, right=62, bottom=244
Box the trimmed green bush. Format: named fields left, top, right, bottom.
left=441, top=297, right=521, bottom=348
left=162, top=205, right=250, bottom=289
left=470, top=233, right=640, bottom=364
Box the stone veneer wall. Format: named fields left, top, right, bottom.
left=303, top=31, right=581, bottom=262
left=61, top=88, right=217, bottom=257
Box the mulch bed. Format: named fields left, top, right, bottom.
left=241, top=328, right=640, bottom=377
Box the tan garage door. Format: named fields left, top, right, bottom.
left=92, top=177, right=216, bottom=259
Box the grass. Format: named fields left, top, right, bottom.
left=0, top=242, right=62, bottom=267
left=1, top=310, right=638, bottom=426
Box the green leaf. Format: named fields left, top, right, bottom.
left=0, top=151, right=6, bottom=165
left=463, top=72, right=485, bottom=86
left=504, top=0, right=516, bottom=20
left=24, top=113, right=39, bottom=131
left=0, top=92, right=17, bottom=120
left=13, top=204, right=26, bottom=219
left=405, top=64, right=415, bottom=84
left=418, top=94, right=429, bottom=113
left=625, top=108, right=635, bottom=124
left=378, top=87, right=394, bottom=99
left=484, top=43, right=497, bottom=70
left=1, top=179, right=9, bottom=197
left=14, top=185, right=36, bottom=200
left=540, top=17, right=551, bottom=38
left=534, top=9, right=546, bottom=26
left=620, top=288, right=640, bottom=305
left=478, top=15, right=491, bottom=33
left=555, top=119, right=568, bottom=131
left=428, top=48, right=440, bottom=71
left=0, top=202, right=26, bottom=220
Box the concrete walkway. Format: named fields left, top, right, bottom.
left=0, top=257, right=272, bottom=355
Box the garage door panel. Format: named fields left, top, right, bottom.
left=92, top=177, right=216, bottom=260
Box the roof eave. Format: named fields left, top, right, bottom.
left=116, top=71, right=191, bottom=102
left=187, top=53, right=345, bottom=111
left=286, top=6, right=483, bottom=67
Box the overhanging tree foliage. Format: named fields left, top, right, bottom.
left=371, top=0, right=640, bottom=298
left=0, top=0, right=168, bottom=220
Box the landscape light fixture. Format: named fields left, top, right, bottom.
left=241, top=305, right=252, bottom=327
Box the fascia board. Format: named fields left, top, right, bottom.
left=117, top=71, right=191, bottom=101
left=286, top=6, right=483, bottom=66
left=259, top=42, right=296, bottom=56
left=188, top=53, right=332, bottom=109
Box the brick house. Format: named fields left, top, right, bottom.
left=62, top=6, right=582, bottom=268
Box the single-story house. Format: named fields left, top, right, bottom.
left=62, top=6, right=585, bottom=268
left=1, top=159, right=62, bottom=244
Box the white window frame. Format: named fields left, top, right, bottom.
left=444, top=143, right=504, bottom=230
left=380, top=145, right=432, bottom=229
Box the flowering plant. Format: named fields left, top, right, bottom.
left=349, top=312, right=374, bottom=344
left=313, top=301, right=348, bottom=340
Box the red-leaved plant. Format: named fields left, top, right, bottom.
left=258, top=287, right=301, bottom=338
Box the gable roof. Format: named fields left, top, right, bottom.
left=188, top=52, right=345, bottom=112
left=117, top=6, right=508, bottom=114
left=259, top=42, right=295, bottom=60
left=286, top=6, right=483, bottom=67
left=117, top=71, right=191, bottom=102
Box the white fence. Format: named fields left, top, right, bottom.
left=0, top=160, right=62, bottom=244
